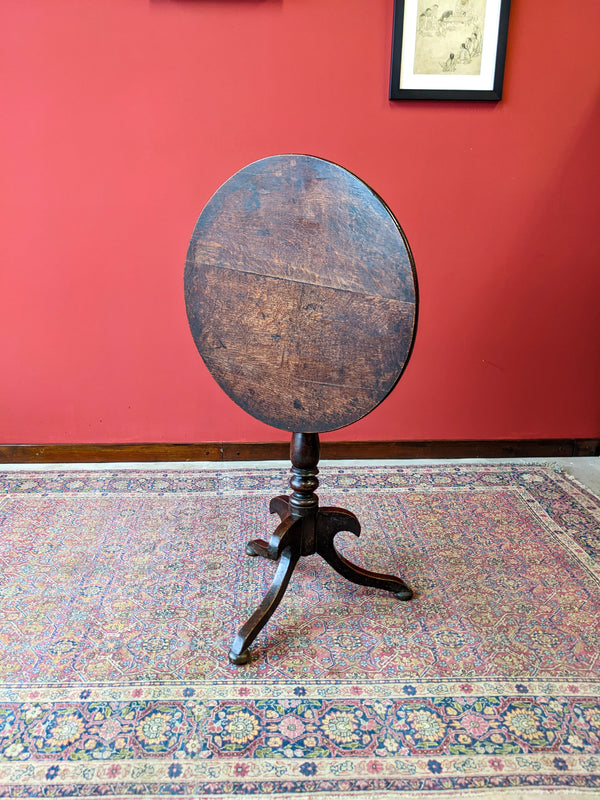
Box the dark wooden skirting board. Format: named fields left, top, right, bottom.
left=0, top=439, right=598, bottom=463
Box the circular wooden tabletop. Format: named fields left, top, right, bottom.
left=184, top=155, right=417, bottom=433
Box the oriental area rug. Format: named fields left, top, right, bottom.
left=0, top=463, right=599, bottom=799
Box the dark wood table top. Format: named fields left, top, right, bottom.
left=185, top=155, right=417, bottom=433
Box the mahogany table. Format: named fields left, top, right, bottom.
left=184, top=155, right=418, bottom=664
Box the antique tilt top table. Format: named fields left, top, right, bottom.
left=184, top=155, right=418, bottom=664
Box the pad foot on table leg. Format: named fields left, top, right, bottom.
left=228, top=647, right=251, bottom=665
left=245, top=539, right=270, bottom=558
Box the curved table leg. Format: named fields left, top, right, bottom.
left=229, top=516, right=302, bottom=664
left=316, top=507, right=413, bottom=600
left=244, top=495, right=291, bottom=559
left=269, top=495, right=290, bottom=521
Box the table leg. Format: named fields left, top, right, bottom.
left=244, top=495, right=291, bottom=559
left=229, top=543, right=301, bottom=665
left=317, top=507, right=413, bottom=600
left=229, top=514, right=302, bottom=664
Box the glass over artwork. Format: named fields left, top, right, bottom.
left=390, top=0, right=511, bottom=100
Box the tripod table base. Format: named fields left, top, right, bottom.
left=228, top=494, right=413, bottom=665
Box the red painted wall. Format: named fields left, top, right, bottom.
left=1, top=0, right=599, bottom=444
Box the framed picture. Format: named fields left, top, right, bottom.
left=390, top=0, right=511, bottom=100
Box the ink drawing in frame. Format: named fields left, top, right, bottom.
left=390, top=0, right=511, bottom=100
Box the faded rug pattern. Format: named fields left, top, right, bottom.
left=0, top=463, right=599, bottom=798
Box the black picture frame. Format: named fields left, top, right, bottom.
left=390, top=0, right=511, bottom=101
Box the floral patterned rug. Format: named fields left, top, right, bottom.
left=0, top=462, right=599, bottom=798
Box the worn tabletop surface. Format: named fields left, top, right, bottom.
left=185, top=155, right=417, bottom=433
